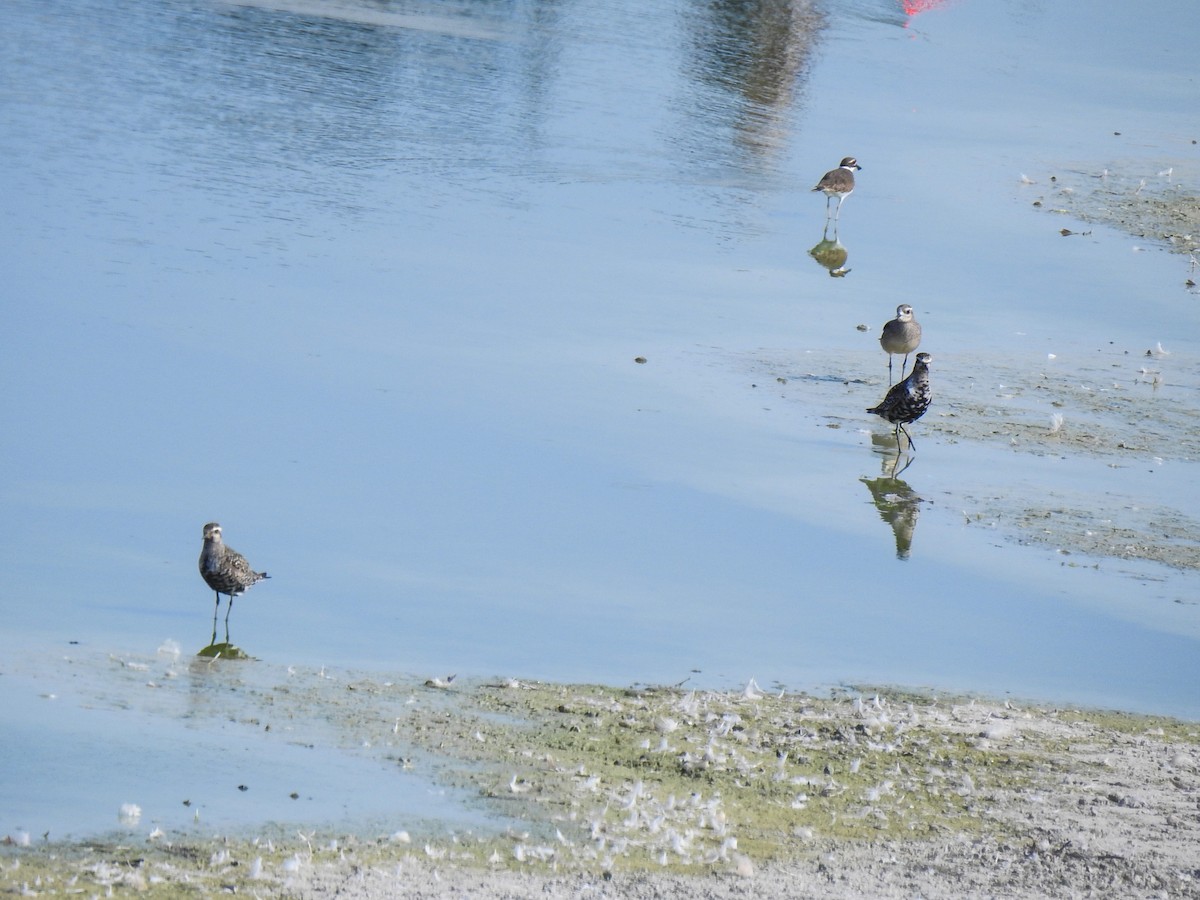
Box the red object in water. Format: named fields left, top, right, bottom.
left=902, top=0, right=948, bottom=16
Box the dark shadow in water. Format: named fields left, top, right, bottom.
left=142, top=0, right=828, bottom=233
left=808, top=222, right=850, bottom=276
left=153, top=0, right=566, bottom=214
left=861, top=467, right=923, bottom=560
left=677, top=0, right=824, bottom=170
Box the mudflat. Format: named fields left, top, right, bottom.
left=5, top=671, right=1198, bottom=898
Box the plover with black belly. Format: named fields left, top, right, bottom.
left=866, top=352, right=933, bottom=451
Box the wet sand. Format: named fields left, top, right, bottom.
left=1029, top=158, right=1200, bottom=266
left=4, top=671, right=1199, bottom=898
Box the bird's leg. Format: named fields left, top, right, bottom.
left=901, top=352, right=910, bottom=379
left=225, top=595, right=235, bottom=644
left=900, top=423, right=917, bottom=452
left=888, top=354, right=894, bottom=385
left=211, top=593, right=220, bottom=645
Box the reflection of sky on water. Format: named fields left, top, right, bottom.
left=2, top=648, right=500, bottom=839
left=2, top=0, right=1199, bottom=784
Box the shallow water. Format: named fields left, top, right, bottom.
left=2, top=0, right=1199, bottom=838
left=2, top=646, right=497, bottom=840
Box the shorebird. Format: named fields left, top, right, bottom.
left=866, top=352, right=932, bottom=451
left=811, top=157, right=861, bottom=219
left=879, top=304, right=922, bottom=383
left=198, top=522, right=269, bottom=645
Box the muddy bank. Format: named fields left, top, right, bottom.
left=742, top=335, right=1200, bottom=575
left=913, top=344, right=1200, bottom=572
left=1027, top=158, right=1200, bottom=268
left=4, top=669, right=1198, bottom=898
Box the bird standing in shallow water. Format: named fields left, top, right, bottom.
left=867, top=352, right=933, bottom=451
left=812, top=157, right=861, bottom=220
left=198, top=522, right=269, bottom=645
left=879, top=304, right=922, bottom=383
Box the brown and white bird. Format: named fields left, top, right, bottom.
left=866, top=352, right=932, bottom=451
left=812, top=157, right=861, bottom=219
left=879, top=304, right=922, bottom=383
left=198, top=522, right=269, bottom=645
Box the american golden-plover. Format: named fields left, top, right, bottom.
left=867, top=352, right=932, bottom=451
left=879, top=304, right=922, bottom=383
left=198, top=522, right=269, bottom=645
left=811, top=157, right=861, bottom=220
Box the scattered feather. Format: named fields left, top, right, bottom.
left=118, top=803, right=142, bottom=826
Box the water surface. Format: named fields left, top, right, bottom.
left=3, top=0, right=1199, bottom=838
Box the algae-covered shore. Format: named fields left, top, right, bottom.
left=1030, top=159, right=1200, bottom=266
left=4, top=666, right=1199, bottom=898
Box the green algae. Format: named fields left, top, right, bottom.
left=5, top=675, right=1198, bottom=895
left=195, top=642, right=252, bottom=660
left=392, top=681, right=1105, bottom=868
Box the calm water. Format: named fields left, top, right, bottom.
left=3, top=0, right=1199, bottom=837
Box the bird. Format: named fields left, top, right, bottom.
left=198, top=522, right=269, bottom=645
left=866, top=352, right=932, bottom=451
left=811, top=157, right=861, bottom=219
left=879, top=304, right=922, bottom=383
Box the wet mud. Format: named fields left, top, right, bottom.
left=1029, top=159, right=1200, bottom=280
left=4, top=665, right=1198, bottom=897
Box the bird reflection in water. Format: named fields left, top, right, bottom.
left=861, top=461, right=923, bottom=560
left=808, top=223, right=850, bottom=277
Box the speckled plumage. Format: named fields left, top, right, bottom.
left=199, top=522, right=268, bottom=644
left=812, top=157, right=861, bottom=219
left=867, top=352, right=932, bottom=451
left=879, top=304, right=922, bottom=383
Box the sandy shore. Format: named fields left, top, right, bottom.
left=5, top=674, right=1199, bottom=898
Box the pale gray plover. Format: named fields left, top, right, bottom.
left=866, top=352, right=932, bottom=451
left=198, top=522, right=269, bottom=645
left=879, top=304, right=922, bottom=383
left=812, top=157, right=861, bottom=219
